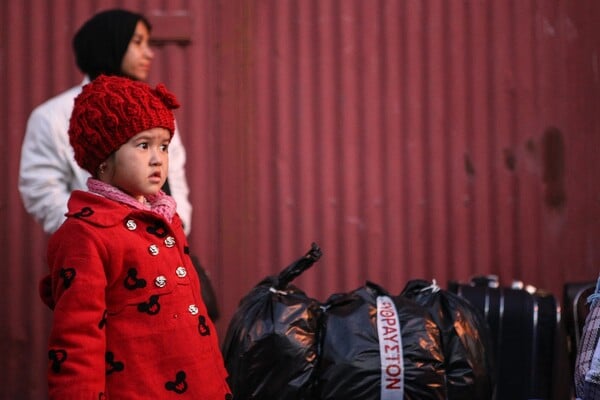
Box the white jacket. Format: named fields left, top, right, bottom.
left=19, top=79, right=192, bottom=235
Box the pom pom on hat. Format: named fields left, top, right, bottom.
left=69, top=75, right=180, bottom=175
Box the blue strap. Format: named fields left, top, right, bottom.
left=587, top=275, right=600, bottom=305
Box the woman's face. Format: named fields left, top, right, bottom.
left=121, top=21, right=154, bottom=81
left=100, top=128, right=170, bottom=203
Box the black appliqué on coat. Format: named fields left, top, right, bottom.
left=165, top=370, right=188, bottom=394
left=147, top=221, right=168, bottom=238
left=48, top=349, right=67, bottom=373
left=98, top=310, right=108, bottom=329
left=73, top=206, right=94, bottom=218
left=198, top=315, right=210, bottom=336
left=183, top=246, right=190, bottom=255
left=105, top=351, right=124, bottom=375
left=124, top=268, right=146, bottom=290
left=98, top=392, right=106, bottom=400
left=60, top=267, right=76, bottom=289
left=137, top=295, right=161, bottom=315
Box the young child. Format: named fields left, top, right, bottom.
left=40, top=75, right=231, bottom=399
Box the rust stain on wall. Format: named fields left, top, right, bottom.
left=542, top=126, right=566, bottom=209
left=504, top=148, right=517, bottom=171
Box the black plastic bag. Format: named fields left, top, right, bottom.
left=401, top=279, right=496, bottom=400
left=222, top=243, right=323, bottom=400
left=314, top=282, right=447, bottom=400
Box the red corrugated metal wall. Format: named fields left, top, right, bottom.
left=2, top=0, right=599, bottom=398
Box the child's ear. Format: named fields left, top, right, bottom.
left=98, top=163, right=107, bottom=177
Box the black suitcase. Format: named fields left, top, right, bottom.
left=448, top=276, right=570, bottom=400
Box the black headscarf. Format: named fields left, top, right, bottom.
left=72, top=9, right=151, bottom=80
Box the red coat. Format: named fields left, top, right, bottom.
left=41, top=190, right=231, bottom=399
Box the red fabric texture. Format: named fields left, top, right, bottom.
left=68, top=75, right=180, bottom=175
left=44, top=191, right=230, bottom=399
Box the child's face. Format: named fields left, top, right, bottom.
left=102, top=128, right=171, bottom=203
left=121, top=21, right=154, bottom=81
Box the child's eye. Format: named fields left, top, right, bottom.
left=137, top=143, right=149, bottom=149
left=160, top=144, right=169, bottom=152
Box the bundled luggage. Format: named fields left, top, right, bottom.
left=222, top=245, right=451, bottom=399
left=401, top=279, right=495, bottom=400
left=223, top=245, right=517, bottom=399
left=221, top=243, right=323, bottom=399
left=315, top=282, right=446, bottom=399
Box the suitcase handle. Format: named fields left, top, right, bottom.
left=470, top=275, right=500, bottom=288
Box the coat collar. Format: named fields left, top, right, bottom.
left=65, top=190, right=140, bottom=227
left=65, top=190, right=184, bottom=233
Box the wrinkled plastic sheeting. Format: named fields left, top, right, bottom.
left=401, top=279, right=496, bottom=400
left=222, top=243, right=322, bottom=400
left=315, top=282, right=447, bottom=400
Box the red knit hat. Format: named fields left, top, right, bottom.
left=69, top=74, right=180, bottom=175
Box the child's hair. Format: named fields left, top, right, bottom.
left=68, top=74, right=180, bottom=175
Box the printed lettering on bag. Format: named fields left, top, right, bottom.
left=377, top=296, right=404, bottom=399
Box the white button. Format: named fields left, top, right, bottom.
left=154, top=275, right=167, bottom=288
left=164, top=236, right=176, bottom=247
left=175, top=266, right=187, bottom=278
left=188, top=304, right=199, bottom=315
left=126, top=220, right=137, bottom=230
left=148, top=244, right=159, bottom=256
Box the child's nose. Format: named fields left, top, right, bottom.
left=150, top=149, right=163, bottom=165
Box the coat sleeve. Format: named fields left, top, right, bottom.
left=46, top=223, right=108, bottom=399
left=19, top=103, right=88, bottom=234
left=167, top=126, right=192, bottom=235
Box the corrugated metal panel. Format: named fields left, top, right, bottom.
left=2, top=0, right=600, bottom=398
left=232, top=0, right=600, bottom=298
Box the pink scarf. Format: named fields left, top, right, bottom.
left=87, top=178, right=177, bottom=223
